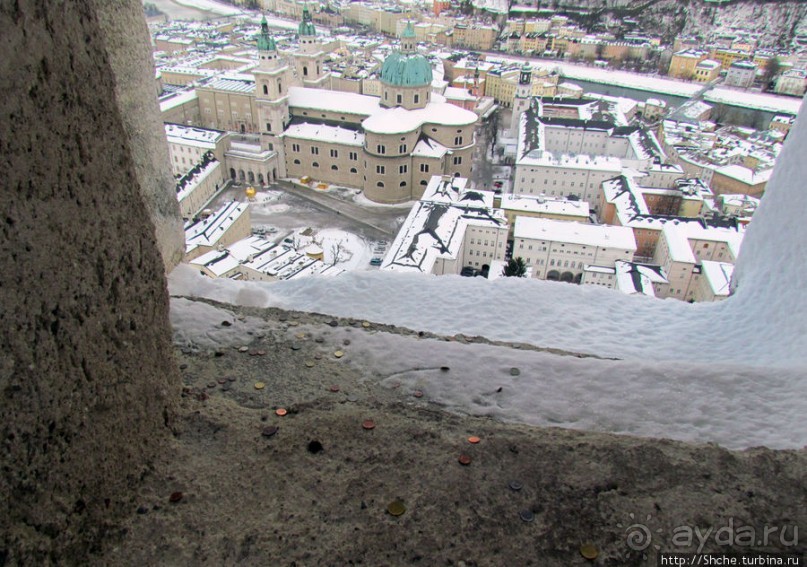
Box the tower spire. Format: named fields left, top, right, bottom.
left=298, top=3, right=316, bottom=37
left=257, top=14, right=276, bottom=51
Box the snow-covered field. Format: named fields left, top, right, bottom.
left=316, top=228, right=373, bottom=271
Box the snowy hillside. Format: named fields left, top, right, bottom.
left=526, top=0, right=806, bottom=49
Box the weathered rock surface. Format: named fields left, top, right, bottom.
left=98, top=302, right=806, bottom=566
left=0, top=1, right=180, bottom=563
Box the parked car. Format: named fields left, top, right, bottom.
left=369, top=257, right=383, bottom=266
left=460, top=266, right=477, bottom=277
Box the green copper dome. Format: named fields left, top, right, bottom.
left=298, top=6, right=316, bottom=37
left=257, top=16, right=276, bottom=51
left=380, top=52, right=433, bottom=87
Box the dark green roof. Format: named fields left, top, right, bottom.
left=402, top=21, right=416, bottom=38
left=299, top=6, right=316, bottom=36
left=380, top=51, right=433, bottom=87
left=257, top=15, right=276, bottom=51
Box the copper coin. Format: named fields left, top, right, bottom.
left=362, top=419, right=375, bottom=430
left=387, top=499, right=406, bottom=516
left=275, top=408, right=287, bottom=416
left=329, top=385, right=340, bottom=392
left=169, top=491, right=183, bottom=503
left=413, top=390, right=424, bottom=398
left=580, top=543, right=598, bottom=560
left=458, top=454, right=472, bottom=466
left=468, top=436, right=481, bottom=444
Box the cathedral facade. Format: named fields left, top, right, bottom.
left=249, top=16, right=478, bottom=203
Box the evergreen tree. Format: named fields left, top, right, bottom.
left=763, top=57, right=781, bottom=92
left=502, top=257, right=527, bottom=277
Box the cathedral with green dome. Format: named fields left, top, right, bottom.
left=214, top=17, right=479, bottom=203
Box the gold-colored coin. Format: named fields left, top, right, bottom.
left=580, top=543, right=598, bottom=560
left=387, top=500, right=406, bottom=516
left=254, top=382, right=265, bottom=390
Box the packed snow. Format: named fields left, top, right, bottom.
left=168, top=99, right=807, bottom=450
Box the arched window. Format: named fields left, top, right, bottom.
left=293, top=159, right=301, bottom=165
left=350, top=167, right=358, bottom=173
left=262, top=84, right=268, bottom=95
left=331, top=165, right=338, bottom=171
left=312, top=162, right=319, bottom=167
left=303, top=66, right=309, bottom=77
left=376, top=182, right=384, bottom=188
left=420, top=180, right=427, bottom=186
left=400, top=181, right=406, bottom=187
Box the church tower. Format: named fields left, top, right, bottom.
left=510, top=62, right=533, bottom=136
left=254, top=15, right=290, bottom=179
left=294, top=5, right=329, bottom=89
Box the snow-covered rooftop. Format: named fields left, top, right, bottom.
left=515, top=217, right=636, bottom=251
left=363, top=100, right=478, bottom=134
left=204, top=76, right=255, bottom=93
left=284, top=122, right=364, bottom=146
left=499, top=195, right=589, bottom=218
left=184, top=201, right=248, bottom=254
left=715, top=164, right=772, bottom=185
left=165, top=123, right=226, bottom=149
left=381, top=176, right=505, bottom=274
left=614, top=260, right=668, bottom=297
left=701, top=260, right=733, bottom=297
left=288, top=86, right=380, bottom=117
left=177, top=159, right=219, bottom=203
left=159, top=90, right=198, bottom=113
left=411, top=136, right=449, bottom=159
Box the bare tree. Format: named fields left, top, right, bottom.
left=329, top=240, right=348, bottom=266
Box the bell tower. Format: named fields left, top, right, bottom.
left=510, top=62, right=533, bottom=136
left=294, top=5, right=329, bottom=88
left=254, top=15, right=290, bottom=178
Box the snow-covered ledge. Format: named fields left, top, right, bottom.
left=169, top=98, right=806, bottom=449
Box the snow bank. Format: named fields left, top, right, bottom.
left=291, top=324, right=804, bottom=449
left=169, top=263, right=807, bottom=368
left=170, top=298, right=269, bottom=349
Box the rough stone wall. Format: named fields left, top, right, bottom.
left=0, top=1, right=180, bottom=563
left=91, top=0, right=185, bottom=271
